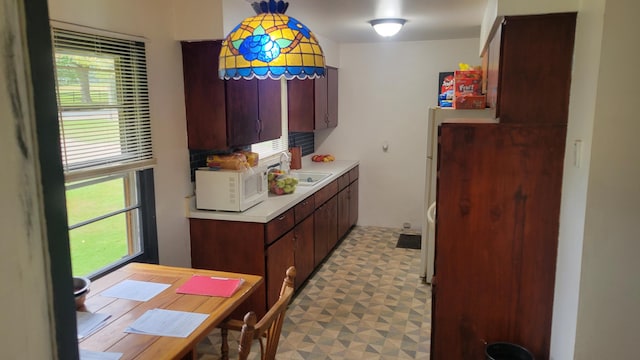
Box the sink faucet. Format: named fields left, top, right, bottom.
left=279, top=151, right=291, bottom=174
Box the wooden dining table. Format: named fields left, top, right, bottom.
left=77, top=262, right=263, bottom=360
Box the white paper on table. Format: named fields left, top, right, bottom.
left=76, top=311, right=111, bottom=339
left=125, top=308, right=209, bottom=338
left=101, top=279, right=171, bottom=301
left=79, top=349, right=123, bottom=360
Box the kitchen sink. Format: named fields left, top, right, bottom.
left=291, top=171, right=332, bottom=186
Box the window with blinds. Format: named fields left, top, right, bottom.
left=52, top=27, right=154, bottom=182
left=51, top=25, right=158, bottom=278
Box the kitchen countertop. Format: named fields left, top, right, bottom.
left=187, top=157, right=359, bottom=223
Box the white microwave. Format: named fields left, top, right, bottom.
left=195, top=167, right=268, bottom=212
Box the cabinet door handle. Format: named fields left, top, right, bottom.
left=256, top=118, right=261, bottom=135
left=277, top=214, right=286, bottom=221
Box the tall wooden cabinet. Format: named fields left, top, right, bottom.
left=181, top=40, right=282, bottom=150
left=287, top=66, right=338, bottom=131
left=431, top=124, right=566, bottom=360
left=431, top=12, right=576, bottom=360
left=484, top=13, right=576, bottom=124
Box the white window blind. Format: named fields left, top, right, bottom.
left=52, top=27, right=154, bottom=182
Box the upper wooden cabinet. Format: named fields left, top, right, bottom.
left=181, top=40, right=282, bottom=150
left=287, top=66, right=338, bottom=131
left=483, top=13, right=576, bottom=124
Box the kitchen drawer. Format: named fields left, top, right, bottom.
left=294, top=195, right=315, bottom=223
left=314, top=180, right=338, bottom=208
left=348, top=166, right=359, bottom=183
left=265, top=208, right=295, bottom=245
left=337, top=173, right=350, bottom=191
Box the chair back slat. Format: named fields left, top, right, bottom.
left=237, top=266, right=296, bottom=360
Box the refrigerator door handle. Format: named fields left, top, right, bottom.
left=427, top=201, right=436, bottom=226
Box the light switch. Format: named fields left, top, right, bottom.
left=573, top=140, right=582, bottom=168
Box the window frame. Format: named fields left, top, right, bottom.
left=51, top=23, right=158, bottom=280
left=86, top=168, right=158, bottom=278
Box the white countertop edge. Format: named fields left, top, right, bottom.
left=187, top=158, right=359, bottom=223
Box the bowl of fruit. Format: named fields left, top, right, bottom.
left=268, top=169, right=298, bottom=195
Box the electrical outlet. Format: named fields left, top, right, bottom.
left=402, top=222, right=411, bottom=230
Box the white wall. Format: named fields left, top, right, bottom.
left=550, top=1, right=604, bottom=358
left=573, top=0, right=640, bottom=357
left=0, top=1, right=55, bottom=357
left=316, top=38, right=482, bottom=230
left=172, top=0, right=224, bottom=40
left=480, top=0, right=579, bottom=55
left=48, top=0, right=194, bottom=267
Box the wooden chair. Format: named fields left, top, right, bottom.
left=220, top=266, right=296, bottom=360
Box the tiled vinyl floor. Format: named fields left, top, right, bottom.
left=196, top=226, right=432, bottom=359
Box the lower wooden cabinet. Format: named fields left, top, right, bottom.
left=349, top=179, right=359, bottom=227
left=293, top=215, right=314, bottom=291
left=314, top=196, right=337, bottom=267
left=189, top=165, right=359, bottom=318
left=337, top=188, right=350, bottom=239
left=189, top=218, right=266, bottom=318
left=266, top=230, right=294, bottom=308
left=338, top=168, right=359, bottom=239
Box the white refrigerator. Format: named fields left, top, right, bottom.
left=420, top=107, right=497, bottom=284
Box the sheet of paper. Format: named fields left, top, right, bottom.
left=101, top=279, right=171, bottom=301
left=79, top=349, right=122, bottom=360
left=176, top=275, right=245, bottom=297
left=125, top=308, right=209, bottom=338
left=77, top=311, right=111, bottom=339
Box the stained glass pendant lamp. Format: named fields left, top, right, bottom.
left=219, top=0, right=326, bottom=80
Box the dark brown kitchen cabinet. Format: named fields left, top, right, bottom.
left=189, top=208, right=292, bottom=319
left=265, top=208, right=295, bottom=245
left=181, top=40, right=282, bottom=150
left=293, top=214, right=314, bottom=291
left=189, top=166, right=359, bottom=317
left=314, top=196, right=337, bottom=267
left=337, top=166, right=359, bottom=239
left=287, top=66, right=338, bottom=131
left=226, top=78, right=282, bottom=147
left=483, top=13, right=576, bottom=124
left=294, top=195, right=315, bottom=223
left=431, top=123, right=566, bottom=360
left=348, top=182, right=359, bottom=228
left=189, top=218, right=266, bottom=318
left=266, top=230, right=294, bottom=308
left=337, top=187, right=350, bottom=240
left=313, top=180, right=338, bottom=266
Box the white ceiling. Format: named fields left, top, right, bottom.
left=255, top=0, right=489, bottom=43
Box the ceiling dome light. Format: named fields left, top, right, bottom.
left=219, top=0, right=326, bottom=80
left=369, top=18, right=407, bottom=37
